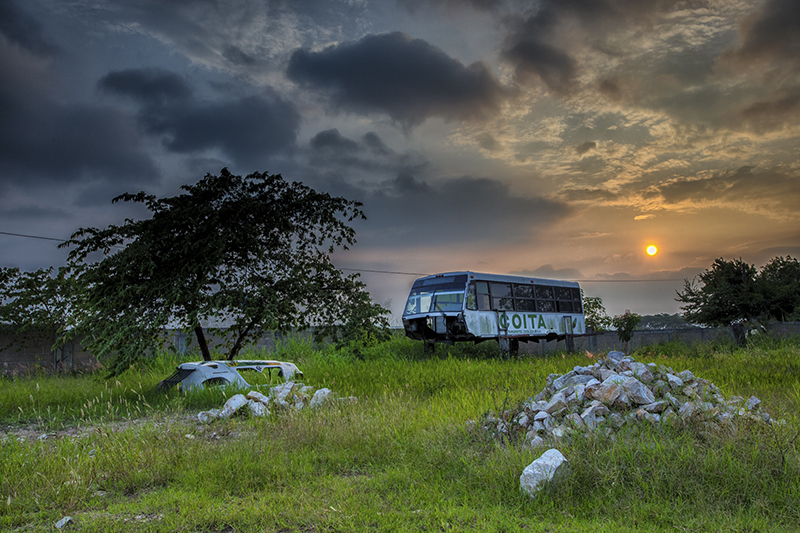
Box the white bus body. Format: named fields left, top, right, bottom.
left=402, top=272, right=585, bottom=352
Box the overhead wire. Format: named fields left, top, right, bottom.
left=2, top=229, right=686, bottom=283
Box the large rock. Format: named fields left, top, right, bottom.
left=220, top=394, right=249, bottom=418
left=520, top=448, right=569, bottom=498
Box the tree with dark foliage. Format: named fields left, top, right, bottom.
left=676, top=258, right=764, bottom=328
left=676, top=256, right=800, bottom=341
left=63, top=169, right=386, bottom=374
left=758, top=256, right=800, bottom=322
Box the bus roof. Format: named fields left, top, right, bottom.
left=414, top=271, right=580, bottom=288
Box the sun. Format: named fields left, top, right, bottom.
left=646, top=245, right=658, bottom=256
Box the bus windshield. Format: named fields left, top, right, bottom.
left=404, top=286, right=465, bottom=315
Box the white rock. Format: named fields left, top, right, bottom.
left=247, top=399, right=269, bottom=417
left=607, top=351, right=625, bottom=362
left=745, top=396, right=761, bottom=411
left=528, top=435, right=545, bottom=448
left=220, top=394, right=248, bottom=418
left=55, top=517, right=73, bottom=529
left=309, top=388, right=333, bottom=408
left=623, top=377, right=656, bottom=405
left=545, top=391, right=568, bottom=414
left=270, top=381, right=296, bottom=402
left=246, top=391, right=270, bottom=405
left=520, top=449, right=569, bottom=498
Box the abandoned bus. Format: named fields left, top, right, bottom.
left=402, top=272, right=585, bottom=353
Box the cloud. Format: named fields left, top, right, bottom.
left=727, top=0, right=800, bottom=74
left=81, top=0, right=370, bottom=78
left=500, top=0, right=693, bottom=95
left=303, top=129, right=425, bottom=179
left=310, top=128, right=360, bottom=154
left=0, top=49, right=160, bottom=188
left=513, top=264, right=585, bottom=280
left=0, top=0, right=56, bottom=55
left=350, top=173, right=571, bottom=246
left=575, top=141, right=597, bottom=155
left=654, top=166, right=800, bottom=218
left=740, top=87, right=800, bottom=129
left=99, top=68, right=301, bottom=168
left=287, top=32, right=510, bottom=127
left=98, top=68, right=193, bottom=105
left=502, top=33, right=577, bottom=95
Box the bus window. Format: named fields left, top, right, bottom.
left=466, top=283, right=477, bottom=311
left=534, top=285, right=554, bottom=300
left=476, top=281, right=491, bottom=311
left=516, top=299, right=536, bottom=311
left=534, top=285, right=555, bottom=312
left=555, top=287, right=574, bottom=313
left=513, top=284, right=533, bottom=298
left=513, top=284, right=535, bottom=311
left=433, top=291, right=464, bottom=312
left=491, top=282, right=514, bottom=310
left=537, top=299, right=555, bottom=312
left=557, top=301, right=574, bottom=313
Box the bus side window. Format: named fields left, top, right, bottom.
left=476, top=281, right=491, bottom=311
left=466, top=283, right=477, bottom=310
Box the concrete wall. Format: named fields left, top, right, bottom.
left=0, top=330, right=97, bottom=375
left=3, top=322, right=800, bottom=374
left=518, top=321, right=800, bottom=356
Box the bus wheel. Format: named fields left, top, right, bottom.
left=424, top=340, right=436, bottom=354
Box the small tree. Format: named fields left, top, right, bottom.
left=581, top=290, right=612, bottom=332
left=0, top=267, right=78, bottom=367
left=62, top=168, right=386, bottom=374
left=612, top=309, right=641, bottom=351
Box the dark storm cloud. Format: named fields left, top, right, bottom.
left=502, top=35, right=577, bottom=95
left=728, top=0, right=800, bottom=72
left=501, top=0, right=698, bottom=95
left=310, top=129, right=360, bottom=154
left=0, top=0, right=56, bottom=55
left=286, top=32, right=510, bottom=127
left=304, top=129, right=426, bottom=178
left=99, top=68, right=301, bottom=167
left=352, top=173, right=571, bottom=246
left=740, top=87, right=800, bottom=130
left=98, top=68, right=193, bottom=105
left=398, top=0, right=506, bottom=13
left=575, top=141, right=596, bottom=155
left=0, top=54, right=159, bottom=187
left=363, top=132, right=392, bottom=156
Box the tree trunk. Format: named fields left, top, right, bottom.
left=227, top=319, right=256, bottom=360
left=194, top=325, right=212, bottom=361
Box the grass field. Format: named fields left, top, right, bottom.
left=2, top=335, right=799, bottom=532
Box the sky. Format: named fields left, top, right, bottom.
left=1, top=0, right=799, bottom=323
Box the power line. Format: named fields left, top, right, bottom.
left=0, top=231, right=65, bottom=242
left=340, top=268, right=429, bottom=277
left=2, top=229, right=688, bottom=283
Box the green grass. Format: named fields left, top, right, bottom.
left=2, top=336, right=799, bottom=531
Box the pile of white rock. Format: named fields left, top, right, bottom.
left=483, top=350, right=771, bottom=447
left=507, top=350, right=777, bottom=498
left=197, top=381, right=355, bottom=423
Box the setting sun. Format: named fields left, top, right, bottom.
left=646, top=245, right=658, bottom=256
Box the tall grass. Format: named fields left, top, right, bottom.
left=2, top=336, right=799, bottom=532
